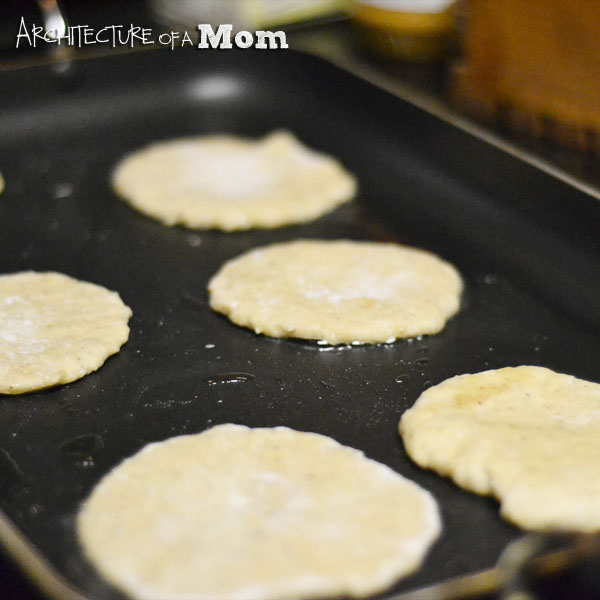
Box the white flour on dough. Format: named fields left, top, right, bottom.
left=78, top=424, right=440, bottom=600
left=208, top=239, right=462, bottom=344
left=400, top=366, right=600, bottom=532
left=0, top=271, right=131, bottom=394
left=112, top=131, right=356, bottom=231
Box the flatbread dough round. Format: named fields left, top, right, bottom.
left=0, top=271, right=132, bottom=394
left=400, top=366, right=600, bottom=532
left=112, top=131, right=356, bottom=231
left=78, top=424, right=440, bottom=600
left=208, top=240, right=462, bottom=345
left=0, top=172, right=4, bottom=194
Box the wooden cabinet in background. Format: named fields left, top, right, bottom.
left=451, top=0, right=600, bottom=152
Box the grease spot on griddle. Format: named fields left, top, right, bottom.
left=395, top=374, right=411, bottom=384
left=28, top=504, right=44, bottom=517
left=203, top=372, right=256, bottom=386
left=0, top=448, right=30, bottom=496
left=58, top=434, right=104, bottom=466
left=186, top=234, right=202, bottom=247
left=181, top=293, right=207, bottom=309
left=53, top=183, right=73, bottom=199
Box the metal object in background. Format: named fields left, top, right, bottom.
left=35, top=0, right=74, bottom=66
left=1, top=48, right=600, bottom=600
left=35, top=0, right=67, bottom=40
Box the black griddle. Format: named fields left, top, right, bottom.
left=0, top=47, right=600, bottom=600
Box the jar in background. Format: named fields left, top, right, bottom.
left=149, top=0, right=345, bottom=33
left=351, top=0, right=456, bottom=62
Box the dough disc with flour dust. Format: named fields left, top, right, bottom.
left=112, top=131, right=357, bottom=231
left=78, top=424, right=441, bottom=600
left=0, top=271, right=132, bottom=394
left=208, top=239, right=462, bottom=345
left=400, top=366, right=600, bottom=532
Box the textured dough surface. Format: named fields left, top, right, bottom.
left=209, top=239, right=462, bottom=344
left=78, top=424, right=440, bottom=600
left=112, top=131, right=356, bottom=231
left=400, top=366, right=600, bottom=532
left=0, top=271, right=131, bottom=394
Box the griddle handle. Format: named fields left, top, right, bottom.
left=388, top=534, right=600, bottom=600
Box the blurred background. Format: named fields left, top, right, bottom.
left=2, top=0, right=599, bottom=179
left=1, top=1, right=600, bottom=599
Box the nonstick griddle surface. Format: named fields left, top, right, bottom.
left=1, top=48, right=600, bottom=600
